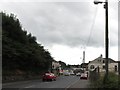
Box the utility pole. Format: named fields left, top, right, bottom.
left=82, top=51, right=85, bottom=72
left=94, top=0, right=109, bottom=78
left=104, top=0, right=109, bottom=77
left=83, top=51, right=85, bottom=64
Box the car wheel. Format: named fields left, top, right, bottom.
left=49, top=79, right=52, bottom=81
left=42, top=79, right=45, bottom=82
left=48, top=79, right=52, bottom=81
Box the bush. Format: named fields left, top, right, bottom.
left=90, top=72, right=119, bottom=88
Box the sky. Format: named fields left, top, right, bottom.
left=0, top=0, right=118, bottom=65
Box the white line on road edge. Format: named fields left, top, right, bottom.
left=2, top=81, right=32, bottom=86
left=25, top=85, right=35, bottom=88
left=17, top=85, right=35, bottom=90
left=2, top=79, right=42, bottom=86
left=65, top=79, right=79, bottom=90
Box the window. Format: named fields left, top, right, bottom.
left=103, top=65, right=105, bottom=69
left=103, top=60, right=105, bottom=63
left=115, top=65, right=117, bottom=72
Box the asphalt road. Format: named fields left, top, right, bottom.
left=2, top=75, right=90, bottom=89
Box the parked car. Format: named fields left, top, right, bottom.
left=70, top=72, right=75, bottom=75
left=63, top=72, right=70, bottom=76
left=76, top=72, right=81, bottom=76
left=85, top=71, right=89, bottom=77
left=42, top=72, right=57, bottom=81
left=80, top=73, right=88, bottom=79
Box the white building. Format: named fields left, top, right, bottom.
left=88, top=55, right=118, bottom=73
left=52, top=61, right=62, bottom=75
left=52, top=61, right=61, bottom=69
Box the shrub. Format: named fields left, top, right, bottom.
left=90, top=72, right=119, bottom=88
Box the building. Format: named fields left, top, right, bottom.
left=52, top=61, right=61, bottom=69
left=52, top=61, right=62, bottom=75
left=88, top=55, right=118, bottom=74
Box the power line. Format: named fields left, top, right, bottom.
left=80, top=6, right=98, bottom=64
left=84, top=6, right=99, bottom=50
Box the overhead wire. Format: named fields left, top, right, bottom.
left=83, top=5, right=99, bottom=51
left=80, top=6, right=99, bottom=63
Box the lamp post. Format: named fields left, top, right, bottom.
left=94, top=0, right=109, bottom=77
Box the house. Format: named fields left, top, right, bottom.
left=52, top=61, right=62, bottom=75
left=52, top=61, right=61, bottom=69
left=88, top=54, right=118, bottom=74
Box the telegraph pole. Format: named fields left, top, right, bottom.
left=82, top=51, right=85, bottom=72
left=83, top=51, right=85, bottom=64
left=94, top=0, right=109, bottom=78
left=104, top=0, right=109, bottom=77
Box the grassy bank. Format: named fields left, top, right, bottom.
left=89, top=72, right=119, bottom=89
left=2, top=69, right=46, bottom=83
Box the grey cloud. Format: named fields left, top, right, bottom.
left=1, top=2, right=118, bottom=47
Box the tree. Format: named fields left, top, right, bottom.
left=2, top=12, right=54, bottom=76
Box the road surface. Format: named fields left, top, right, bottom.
left=2, top=75, right=90, bottom=90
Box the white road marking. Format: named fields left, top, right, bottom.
left=2, top=81, right=32, bottom=86
left=65, top=79, right=79, bottom=90
left=25, top=85, right=35, bottom=88
left=44, top=82, right=50, bottom=83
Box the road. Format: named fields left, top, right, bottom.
left=2, top=75, right=90, bottom=90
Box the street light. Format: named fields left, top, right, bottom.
left=94, top=0, right=109, bottom=77
left=94, top=0, right=103, bottom=4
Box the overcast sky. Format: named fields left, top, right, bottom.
left=0, top=0, right=118, bottom=65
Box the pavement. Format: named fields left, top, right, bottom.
left=66, top=78, right=90, bottom=90
left=69, top=79, right=90, bottom=88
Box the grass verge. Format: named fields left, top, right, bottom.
left=89, top=72, right=120, bottom=89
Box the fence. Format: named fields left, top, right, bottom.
left=89, top=68, right=100, bottom=82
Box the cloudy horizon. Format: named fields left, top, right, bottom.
left=0, top=0, right=118, bottom=65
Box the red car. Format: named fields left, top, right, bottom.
left=42, top=72, right=57, bottom=81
